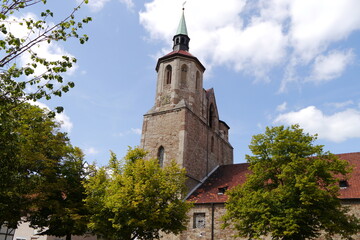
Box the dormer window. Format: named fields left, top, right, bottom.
left=218, top=186, right=228, bottom=195
left=339, top=180, right=349, bottom=189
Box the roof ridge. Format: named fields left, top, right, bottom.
left=185, top=165, right=220, bottom=200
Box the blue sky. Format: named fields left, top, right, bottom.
left=16, top=0, right=360, bottom=165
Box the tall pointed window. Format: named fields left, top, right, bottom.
left=158, top=146, right=164, bottom=167
left=209, top=104, right=215, bottom=128
left=180, top=64, right=188, bottom=88
left=165, top=65, right=172, bottom=84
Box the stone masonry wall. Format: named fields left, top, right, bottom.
left=166, top=200, right=360, bottom=240
left=184, top=109, right=233, bottom=181
left=141, top=105, right=233, bottom=190
left=141, top=108, right=186, bottom=168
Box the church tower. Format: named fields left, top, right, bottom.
left=140, top=8, right=233, bottom=190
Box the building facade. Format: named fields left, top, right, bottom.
left=140, top=9, right=233, bottom=191
left=140, top=9, right=360, bottom=240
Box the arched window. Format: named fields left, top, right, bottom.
left=165, top=65, right=172, bottom=84
left=196, top=71, right=200, bottom=90
left=209, top=104, right=215, bottom=128
left=181, top=64, right=188, bottom=88
left=158, top=146, right=164, bottom=167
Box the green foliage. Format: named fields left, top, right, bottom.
left=0, top=0, right=91, bottom=109
left=0, top=0, right=91, bottom=233
left=84, top=147, right=192, bottom=240
left=0, top=102, right=68, bottom=227
left=27, top=146, right=89, bottom=240
left=223, top=125, right=360, bottom=240
left=0, top=103, right=89, bottom=239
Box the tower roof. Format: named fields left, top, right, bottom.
left=172, top=8, right=190, bottom=52
left=176, top=9, right=188, bottom=35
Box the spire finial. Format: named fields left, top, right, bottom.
left=182, top=1, right=186, bottom=10
left=172, top=3, right=190, bottom=51
left=175, top=4, right=188, bottom=36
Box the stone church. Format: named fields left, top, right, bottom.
left=140, top=8, right=233, bottom=192
left=6, top=8, right=360, bottom=240
left=140, top=9, right=360, bottom=240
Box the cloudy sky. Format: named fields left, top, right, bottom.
left=15, top=0, right=360, bottom=165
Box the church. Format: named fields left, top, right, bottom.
left=139, top=8, right=360, bottom=240
left=5, top=8, right=360, bottom=240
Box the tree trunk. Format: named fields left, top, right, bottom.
left=66, top=233, right=71, bottom=240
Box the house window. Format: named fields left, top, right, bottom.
left=158, top=146, right=164, bottom=167
left=339, top=180, right=349, bottom=189
left=218, top=186, right=228, bottom=195
left=165, top=65, right=172, bottom=84
left=193, top=213, right=205, bottom=229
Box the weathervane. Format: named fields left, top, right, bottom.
left=182, top=1, right=186, bottom=10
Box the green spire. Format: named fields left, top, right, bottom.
left=176, top=9, right=188, bottom=36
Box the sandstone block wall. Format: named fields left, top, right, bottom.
left=141, top=108, right=186, bottom=168
left=141, top=105, right=233, bottom=192
left=167, top=200, right=360, bottom=240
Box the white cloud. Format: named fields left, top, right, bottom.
left=308, top=50, right=354, bottom=83
left=29, top=101, right=73, bottom=133
left=85, top=0, right=134, bottom=12
left=131, top=128, right=142, bottom=135
left=276, top=102, right=287, bottom=112
left=140, top=0, right=360, bottom=87
left=85, top=147, right=99, bottom=155
left=55, top=112, right=73, bottom=133
left=86, top=0, right=111, bottom=11
left=289, top=0, right=360, bottom=61
left=327, top=100, right=354, bottom=109
left=274, top=106, right=360, bottom=142
left=21, top=42, right=78, bottom=77
left=4, top=13, right=77, bottom=82
left=115, top=127, right=142, bottom=137
left=140, top=0, right=287, bottom=77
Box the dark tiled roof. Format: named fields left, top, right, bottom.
left=187, top=152, right=360, bottom=203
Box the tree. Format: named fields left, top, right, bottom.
left=0, top=103, right=89, bottom=239
left=0, top=102, right=69, bottom=227
left=27, top=147, right=89, bottom=240
left=84, top=147, right=192, bottom=240
left=223, top=125, right=360, bottom=240
left=0, top=0, right=91, bottom=109
left=0, top=0, right=91, bottom=230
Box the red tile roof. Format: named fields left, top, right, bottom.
left=164, top=50, right=194, bottom=57
left=155, top=50, right=206, bottom=72
left=187, top=152, right=360, bottom=204
left=337, top=152, right=360, bottom=199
